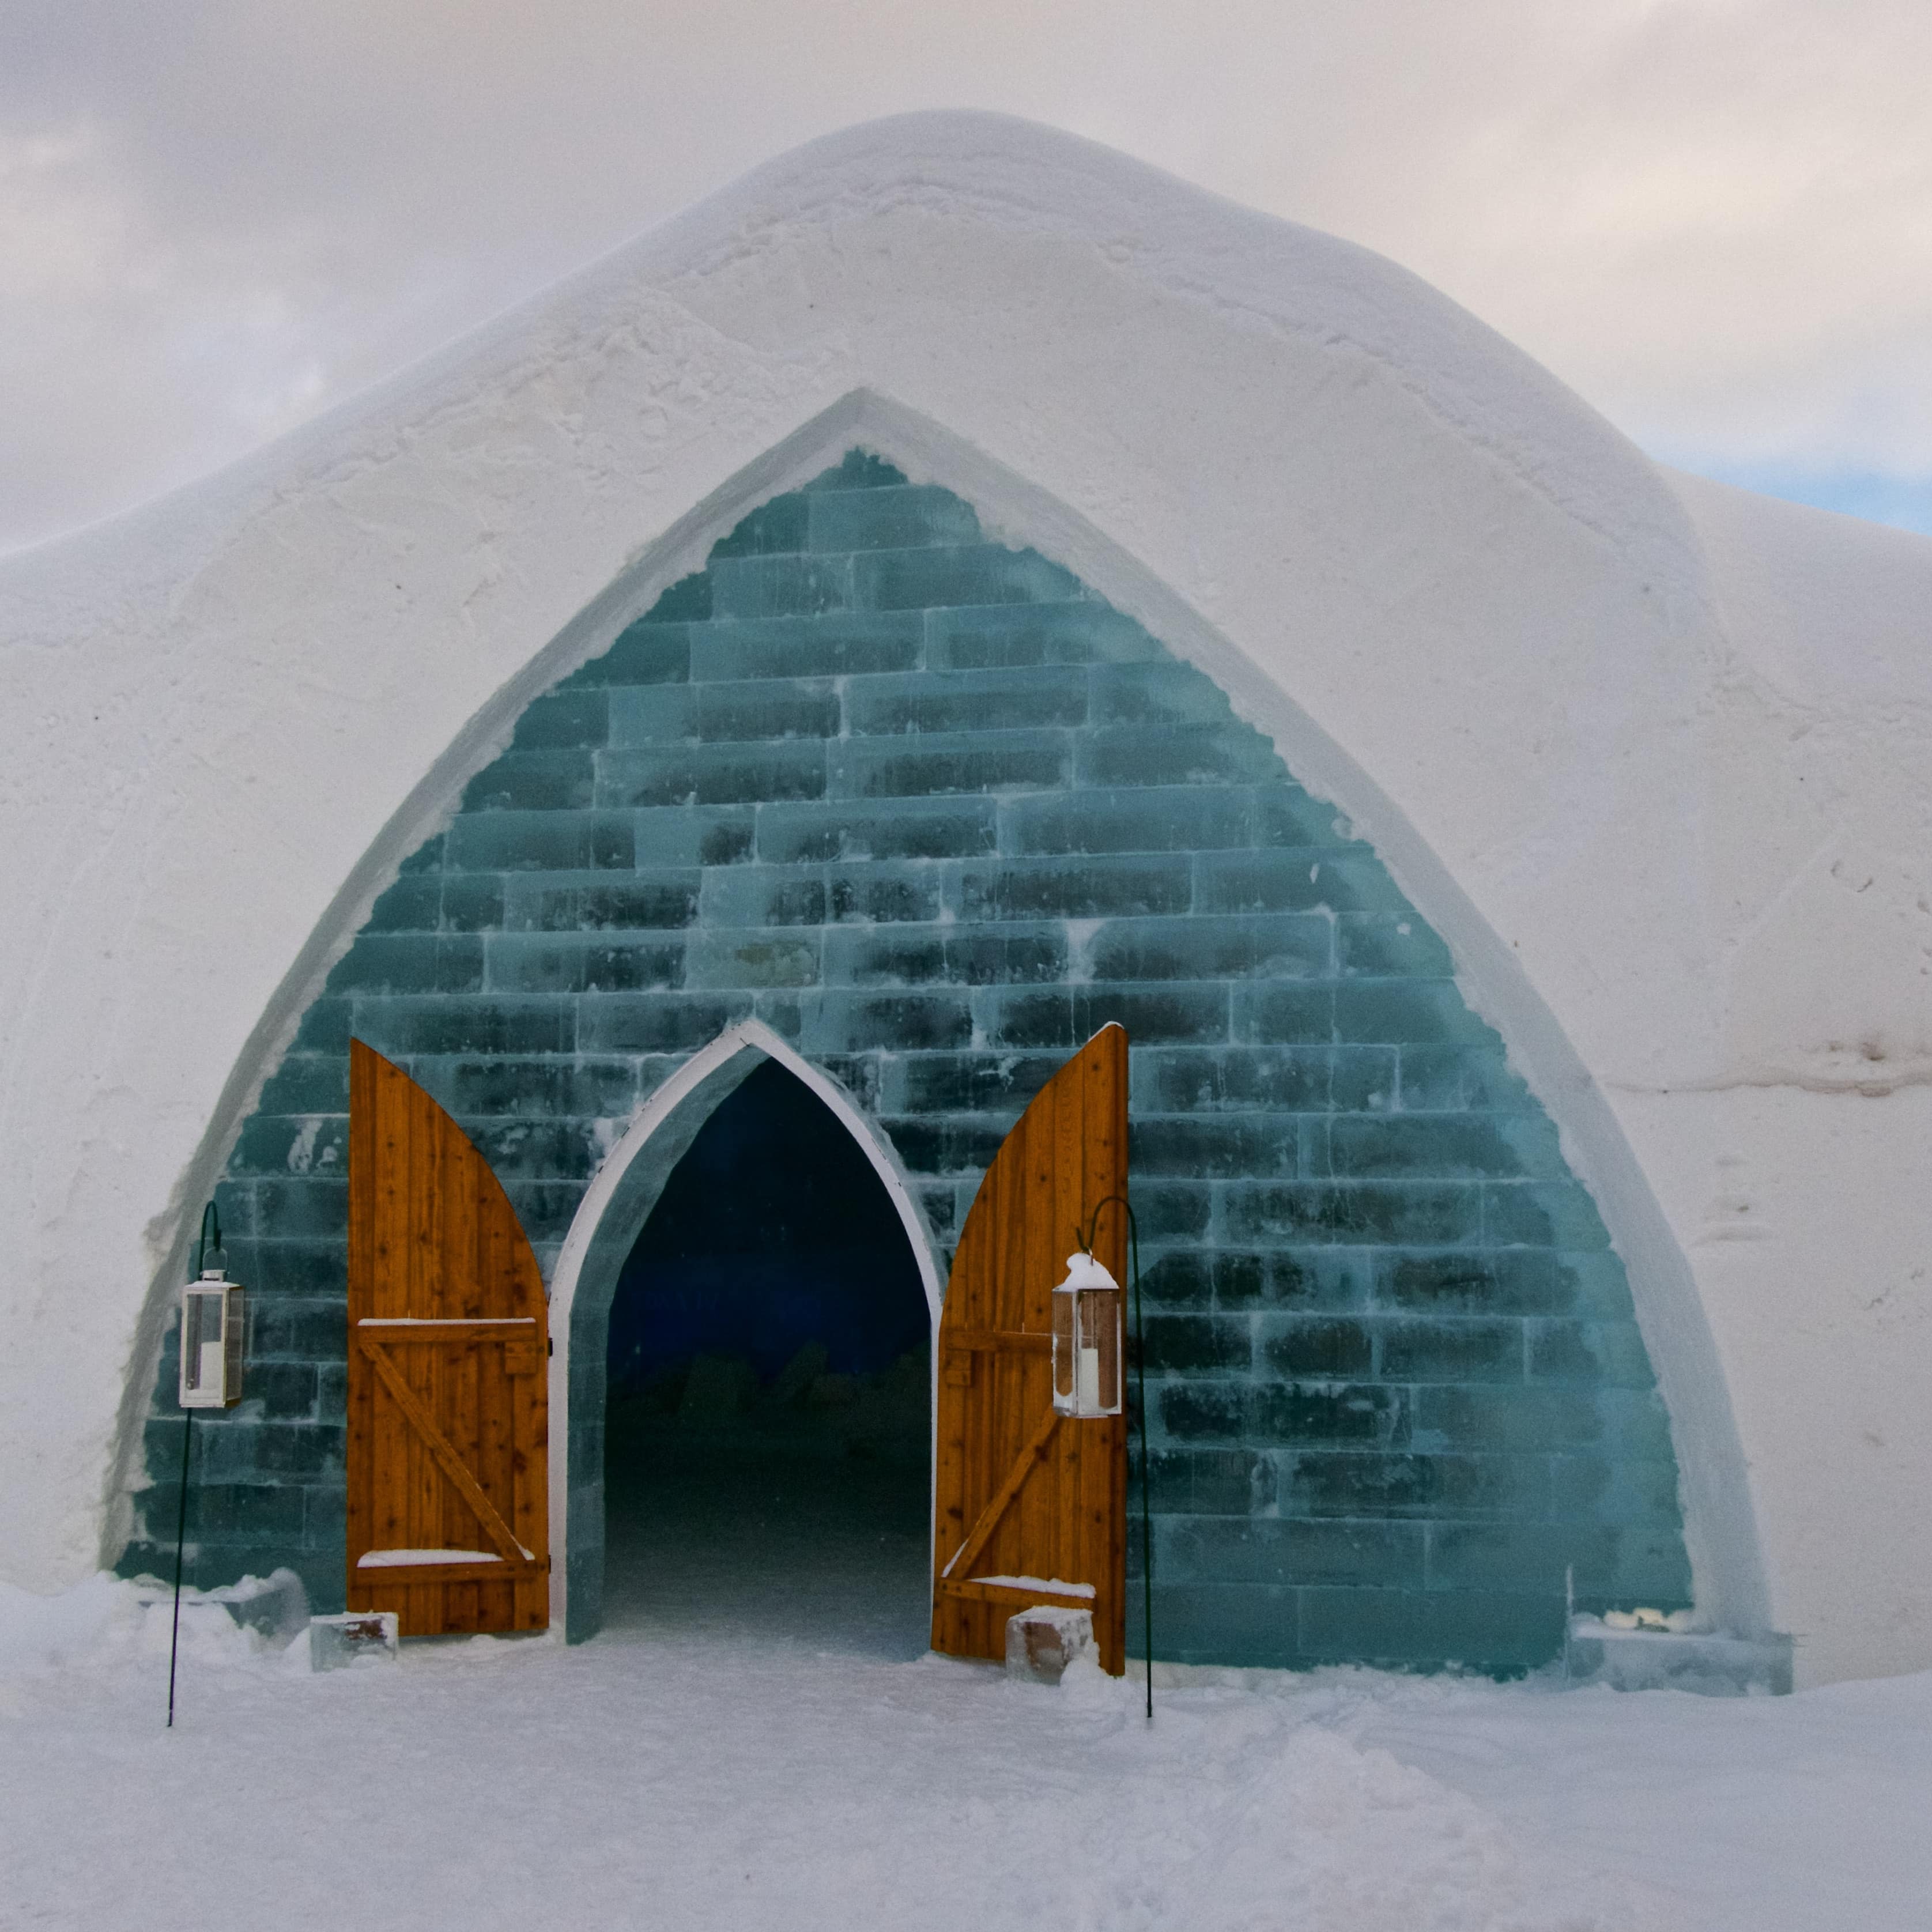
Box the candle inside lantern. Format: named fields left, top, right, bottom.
left=1077, top=1345, right=1101, bottom=1411
left=1052, top=1248, right=1124, bottom=1418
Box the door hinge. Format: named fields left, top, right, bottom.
left=547, top=1337, right=553, bottom=1357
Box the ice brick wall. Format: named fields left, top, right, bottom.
left=122, top=451, right=1692, bottom=1669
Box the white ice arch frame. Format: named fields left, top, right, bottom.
left=122, top=386, right=1772, bottom=1645
left=544, top=1018, right=945, bottom=1640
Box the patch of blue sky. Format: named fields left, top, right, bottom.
left=1656, top=456, right=1932, bottom=540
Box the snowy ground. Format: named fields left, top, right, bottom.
left=6, top=1462, right=1930, bottom=1931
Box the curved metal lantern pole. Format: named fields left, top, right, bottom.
left=168, top=1199, right=221, bottom=1730
left=1080, top=1193, right=1152, bottom=1721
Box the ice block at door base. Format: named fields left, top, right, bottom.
left=309, top=1611, right=400, bottom=1671
left=1006, top=1606, right=1095, bottom=1684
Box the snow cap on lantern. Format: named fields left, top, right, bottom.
left=1052, top=1248, right=1123, bottom=1418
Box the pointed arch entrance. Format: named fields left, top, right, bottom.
left=546, top=1021, right=944, bottom=1640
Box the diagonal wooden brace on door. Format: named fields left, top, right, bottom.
left=354, top=1333, right=541, bottom=1576
left=937, top=1403, right=1062, bottom=1593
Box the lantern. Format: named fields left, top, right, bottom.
left=1051, top=1249, right=1123, bottom=1417
left=179, top=1266, right=246, bottom=1409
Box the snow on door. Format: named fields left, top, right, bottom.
left=347, top=1040, right=549, bottom=1636
left=931, top=1024, right=1129, bottom=1674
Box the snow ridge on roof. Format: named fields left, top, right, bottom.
left=5, top=111, right=1686, bottom=613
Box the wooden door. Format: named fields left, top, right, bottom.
left=931, top=1024, right=1129, bottom=1673
left=347, top=1040, right=549, bottom=1636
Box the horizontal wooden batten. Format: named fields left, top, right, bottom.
left=357, top=1544, right=534, bottom=1566
left=357, top=1318, right=543, bottom=1377
left=969, top=1573, right=1095, bottom=1599
left=938, top=1578, right=1096, bottom=1612
left=356, top=1559, right=544, bottom=1584
left=943, top=1329, right=1051, bottom=1355
left=356, top=1318, right=536, bottom=1332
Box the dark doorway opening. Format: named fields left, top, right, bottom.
left=602, top=1058, right=933, bottom=1656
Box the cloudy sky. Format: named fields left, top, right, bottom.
left=4, top=0, right=1929, bottom=555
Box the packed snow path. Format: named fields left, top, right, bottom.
left=600, top=1424, right=933, bottom=1658
left=6, top=1578, right=1931, bottom=1931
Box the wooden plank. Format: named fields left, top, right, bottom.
left=1085, top=1028, right=1129, bottom=1674
left=346, top=1043, right=375, bottom=1578
left=425, top=1066, right=462, bottom=1591
left=358, top=1317, right=537, bottom=1331
left=469, top=1194, right=508, bottom=1602
left=941, top=1329, right=1051, bottom=1356
left=1016, top=1341, right=1055, bottom=1595
left=485, top=1137, right=548, bottom=1631
left=937, top=1578, right=1096, bottom=1612
left=354, top=1560, right=531, bottom=1585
